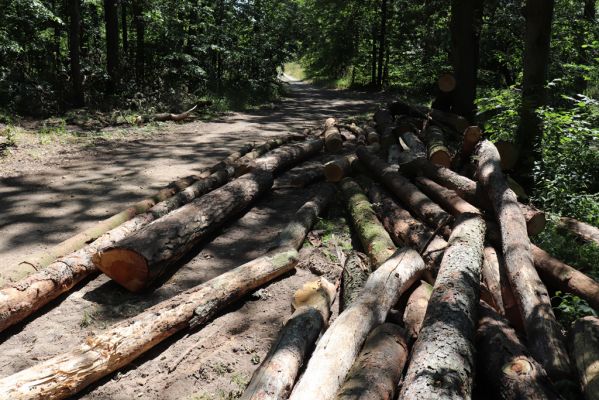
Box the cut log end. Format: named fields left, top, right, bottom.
left=438, top=73, right=457, bottom=93
left=429, top=150, right=451, bottom=168
left=93, top=249, right=149, bottom=292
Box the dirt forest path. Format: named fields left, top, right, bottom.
left=0, top=78, right=389, bottom=399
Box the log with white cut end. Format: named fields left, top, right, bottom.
left=399, top=213, right=486, bottom=400
left=323, top=118, right=343, bottom=153
left=557, top=217, right=599, bottom=245
left=324, top=155, right=355, bottom=183
left=340, top=251, right=371, bottom=311
left=400, top=130, right=427, bottom=158
left=570, top=316, right=599, bottom=400
left=424, top=125, right=451, bottom=167
left=273, top=158, right=327, bottom=189
left=339, top=177, right=396, bottom=269
left=336, top=323, right=408, bottom=400
left=0, top=184, right=333, bottom=400
left=241, top=277, right=336, bottom=400
left=403, top=281, right=432, bottom=341
left=476, top=302, right=562, bottom=400
left=475, top=139, right=572, bottom=380
left=288, top=248, right=427, bottom=400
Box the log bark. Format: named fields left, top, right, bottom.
left=400, top=130, right=427, bottom=158
left=388, top=100, right=470, bottom=134
left=570, top=316, right=599, bottom=400
left=481, top=246, right=506, bottom=315
left=340, top=251, right=371, bottom=311
left=403, top=281, right=432, bottom=341
left=424, top=125, right=451, bottom=167
left=336, top=323, right=408, bottom=400
left=272, top=158, right=327, bottom=189
left=1, top=142, right=255, bottom=284
left=365, top=125, right=380, bottom=144
left=475, top=139, right=572, bottom=380
left=288, top=248, right=427, bottom=400
left=339, top=177, right=396, bottom=268
left=241, top=278, right=336, bottom=400
left=0, top=167, right=239, bottom=333
left=325, top=155, right=356, bottom=183
left=461, top=125, right=482, bottom=158
left=399, top=213, right=486, bottom=400
left=476, top=302, right=562, bottom=400
left=356, top=147, right=453, bottom=238
left=369, top=184, right=447, bottom=270
left=387, top=143, right=401, bottom=165
left=414, top=176, right=480, bottom=216
left=337, top=123, right=367, bottom=144
left=94, top=171, right=274, bottom=292
left=557, top=217, right=599, bottom=245
left=323, top=118, right=343, bottom=153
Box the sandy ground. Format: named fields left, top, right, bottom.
left=0, top=78, right=389, bottom=399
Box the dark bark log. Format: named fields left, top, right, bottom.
left=241, top=278, right=336, bottom=400
left=365, top=125, right=380, bottom=144
left=414, top=176, right=481, bottom=216
left=103, top=0, right=120, bottom=92
left=387, top=144, right=401, bottom=165
left=476, top=302, right=562, bottom=400
left=425, top=125, right=451, bottom=167
left=132, top=0, right=144, bottom=85
left=403, top=281, right=432, bottom=341
left=376, top=0, right=388, bottom=88
left=399, top=213, right=486, bottom=400
left=475, top=139, right=571, bottom=380
left=400, top=130, right=427, bottom=159
left=340, top=251, right=371, bottom=311
left=557, top=217, right=599, bottom=245
left=289, top=248, right=427, bottom=400
left=356, top=147, right=453, bottom=237
left=340, top=178, right=396, bottom=269
left=388, top=100, right=470, bottom=134
left=68, top=0, right=84, bottom=106
left=570, top=316, right=599, bottom=400
left=336, top=323, right=408, bottom=400
left=324, top=155, right=355, bottom=183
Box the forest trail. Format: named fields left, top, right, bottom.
left=0, top=79, right=387, bottom=399
left=0, top=77, right=388, bottom=271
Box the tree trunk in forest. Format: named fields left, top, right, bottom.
left=476, top=302, right=562, bottom=400
left=95, top=171, right=273, bottom=292
left=288, top=248, right=427, bottom=400
left=424, top=125, right=451, bottom=167
left=132, top=0, right=144, bottom=86
left=336, top=323, right=408, bottom=400
left=68, top=0, right=84, bottom=107
left=449, top=0, right=482, bottom=120
left=399, top=214, right=485, bottom=400
left=570, top=316, right=599, bottom=400
left=103, top=0, right=120, bottom=92
left=376, top=0, right=388, bottom=88
left=273, top=159, right=327, bottom=189
left=339, top=177, right=396, bottom=268
left=516, top=0, right=555, bottom=189
left=557, top=217, right=599, bottom=245
left=371, top=23, right=377, bottom=86
left=403, top=281, right=432, bottom=341
left=121, top=1, right=128, bottom=55
left=373, top=109, right=395, bottom=156
left=475, top=140, right=571, bottom=380
left=241, top=278, right=336, bottom=400
left=340, top=251, right=371, bottom=311
left=368, top=184, right=447, bottom=270
left=337, top=123, right=367, bottom=144
left=356, top=147, right=453, bottom=237
left=388, top=100, right=470, bottom=135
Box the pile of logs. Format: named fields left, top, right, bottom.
left=1, top=104, right=598, bottom=400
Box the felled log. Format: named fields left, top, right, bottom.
left=272, top=158, right=326, bottom=189
left=373, top=109, right=396, bottom=157
left=387, top=143, right=401, bottom=164
left=365, top=125, right=380, bottom=144
left=0, top=184, right=333, bottom=400
left=356, top=147, right=452, bottom=238
left=424, top=125, right=451, bottom=167
left=495, top=140, right=519, bottom=171
left=481, top=246, right=506, bottom=315
left=476, top=302, right=562, bottom=400
left=558, top=217, right=599, bottom=245
left=570, top=316, right=599, bottom=400
left=325, top=155, right=356, bottom=183
left=475, top=139, right=571, bottom=380
left=340, top=177, right=396, bottom=268
left=388, top=100, right=469, bottom=134
left=403, top=281, right=432, bottom=341
left=145, top=104, right=199, bottom=122
left=336, top=323, right=408, bottom=400
left=323, top=118, right=343, bottom=153
left=461, top=126, right=482, bottom=158
left=0, top=166, right=244, bottom=333
left=337, top=123, right=366, bottom=144
left=414, top=176, right=480, bottom=216
left=241, top=278, right=336, bottom=400
left=400, top=130, right=427, bottom=158
left=1, top=142, right=256, bottom=284
left=340, top=251, right=371, bottom=311
left=438, top=73, right=457, bottom=93
left=288, top=248, right=427, bottom=400
left=399, top=213, right=486, bottom=400
left=369, top=184, right=447, bottom=270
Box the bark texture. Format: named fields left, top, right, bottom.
left=323, top=118, right=343, bottom=153
left=336, top=323, right=408, bottom=400
left=425, top=125, right=451, bottom=167
left=340, top=251, right=371, bottom=311
left=461, top=126, right=482, bottom=158
left=399, top=213, right=485, bottom=400
left=403, top=281, right=433, bottom=341
left=557, top=217, right=599, bottom=245
left=570, top=316, right=599, bottom=400
left=475, top=139, right=571, bottom=380
left=324, top=155, right=355, bottom=183
left=289, top=248, right=427, bottom=400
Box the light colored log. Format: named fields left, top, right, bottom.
left=570, top=316, right=599, bottom=400
left=403, top=281, right=432, bottom=341
left=558, top=217, right=599, bottom=245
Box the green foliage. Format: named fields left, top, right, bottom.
left=552, top=291, right=597, bottom=327
left=0, top=124, right=19, bottom=154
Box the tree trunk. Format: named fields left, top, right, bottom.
left=94, top=171, right=274, bottom=292
left=68, top=0, right=84, bottom=107
left=121, top=1, right=128, bottom=55
left=132, top=0, right=144, bottom=86
left=234, top=136, right=299, bottom=176
left=399, top=213, right=486, bottom=400
left=376, top=0, right=388, bottom=88
left=414, top=176, right=481, bottom=216
left=400, top=130, right=427, bottom=159
left=475, top=139, right=571, bottom=380
left=288, top=248, right=427, bottom=400
left=356, top=147, right=453, bottom=237
left=339, top=177, right=396, bottom=268
left=424, top=125, right=451, bottom=167
left=103, top=0, right=120, bottom=92
left=1, top=143, right=255, bottom=284
left=570, top=316, right=599, bottom=400
left=388, top=100, right=470, bottom=135
left=252, top=138, right=324, bottom=175
left=324, top=155, right=355, bottom=183
left=516, top=0, right=555, bottom=189
left=461, top=126, right=482, bottom=159
left=557, top=217, right=599, bottom=245
left=476, top=302, right=562, bottom=400
left=340, top=251, right=371, bottom=311
left=403, top=281, right=432, bottom=341
left=481, top=246, right=505, bottom=315
left=337, top=123, right=367, bottom=144
left=241, top=278, right=336, bottom=400
left=371, top=23, right=377, bottom=86
left=368, top=184, right=447, bottom=270
left=324, top=124, right=343, bottom=153
left=273, top=159, right=327, bottom=189
left=449, top=0, right=482, bottom=120
left=373, top=109, right=396, bottom=157
left=336, top=323, right=408, bottom=400
left=365, top=126, right=380, bottom=144
left=387, top=143, right=401, bottom=164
